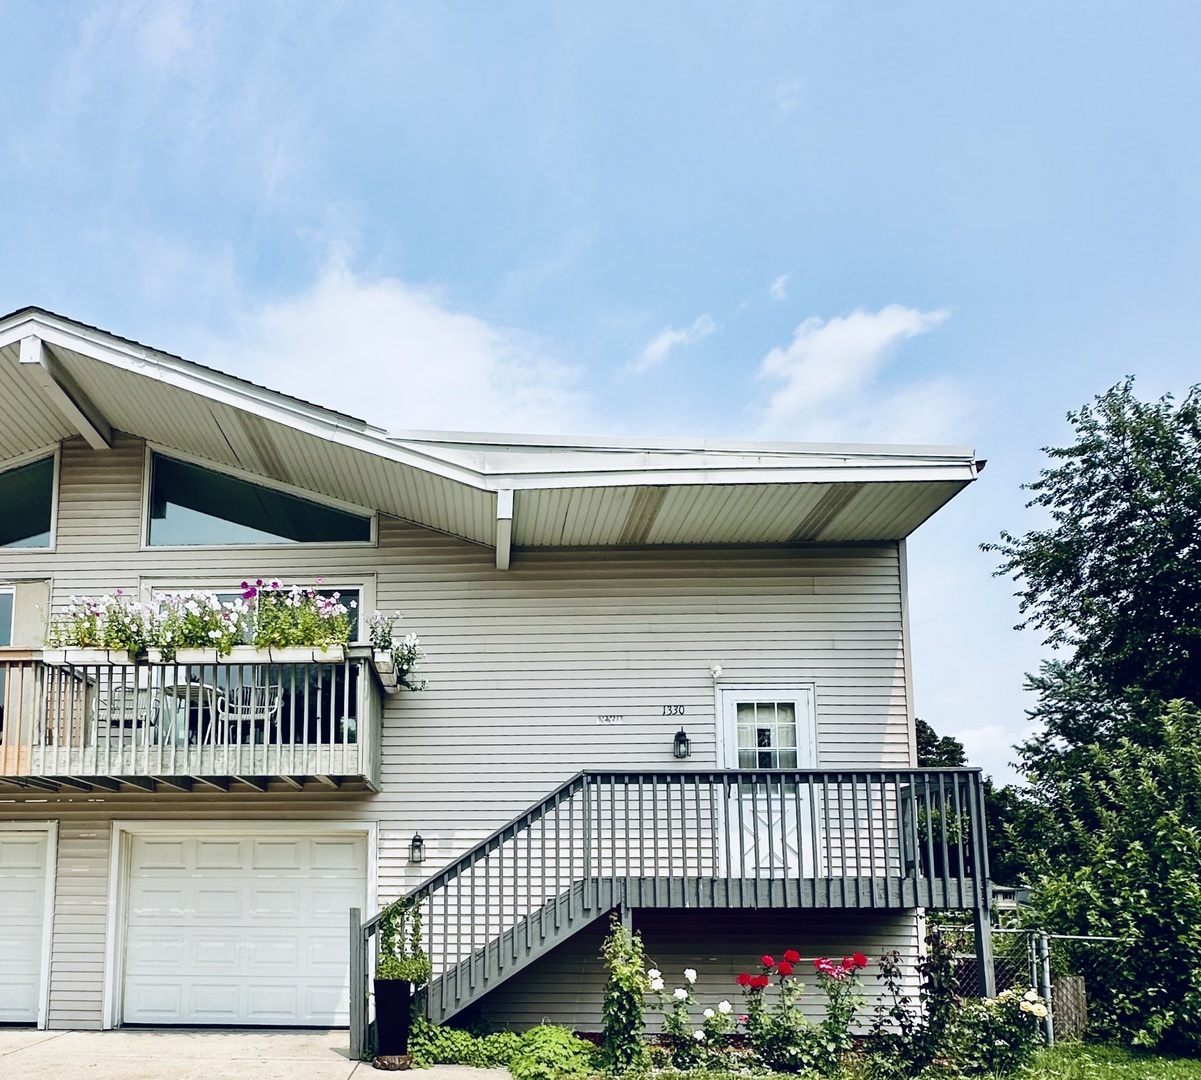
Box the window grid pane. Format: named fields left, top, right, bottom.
left=736, top=700, right=801, bottom=769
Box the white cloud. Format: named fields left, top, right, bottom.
left=769, top=274, right=789, bottom=301
left=755, top=304, right=959, bottom=442
left=197, top=260, right=586, bottom=435
left=774, top=80, right=804, bottom=121
left=628, top=314, right=716, bottom=374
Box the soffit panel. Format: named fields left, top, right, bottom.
left=52, top=349, right=496, bottom=545
left=513, top=487, right=640, bottom=546
left=647, top=484, right=831, bottom=545
left=0, top=342, right=78, bottom=462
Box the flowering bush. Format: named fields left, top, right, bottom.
left=368, top=610, right=426, bottom=690
left=736, top=948, right=867, bottom=1076
left=247, top=580, right=353, bottom=649
left=648, top=965, right=707, bottom=1066
left=950, top=988, right=1045, bottom=1076
left=153, top=591, right=246, bottom=659
left=45, top=579, right=418, bottom=664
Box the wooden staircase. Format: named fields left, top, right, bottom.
left=350, top=767, right=993, bottom=1056
left=426, top=877, right=621, bottom=1024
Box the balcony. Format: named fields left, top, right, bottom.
left=0, top=648, right=383, bottom=791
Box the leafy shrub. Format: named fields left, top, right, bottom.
left=950, top=988, right=1045, bottom=1076
left=600, top=914, right=651, bottom=1072
left=408, top=1019, right=521, bottom=1068
left=508, top=1025, right=596, bottom=1080
left=866, top=929, right=960, bottom=1077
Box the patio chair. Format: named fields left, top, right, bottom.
left=219, top=684, right=283, bottom=745
left=94, top=685, right=160, bottom=744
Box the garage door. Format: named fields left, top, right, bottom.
left=122, top=833, right=367, bottom=1026
left=0, top=830, right=50, bottom=1023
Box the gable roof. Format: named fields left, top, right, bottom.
left=0, top=306, right=980, bottom=564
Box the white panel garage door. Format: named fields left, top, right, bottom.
left=122, top=833, right=367, bottom=1026
left=0, top=830, right=50, bottom=1023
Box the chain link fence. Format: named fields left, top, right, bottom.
left=933, top=924, right=1129, bottom=1045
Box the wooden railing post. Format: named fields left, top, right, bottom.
left=349, top=907, right=365, bottom=1060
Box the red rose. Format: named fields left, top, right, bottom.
left=852, top=952, right=868, bottom=969
left=783, top=949, right=801, bottom=964
left=760, top=955, right=775, bottom=969
left=776, top=961, right=794, bottom=976
left=735, top=973, right=752, bottom=987
left=750, top=974, right=770, bottom=989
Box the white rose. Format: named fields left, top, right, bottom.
left=683, top=968, right=697, bottom=984
left=650, top=978, right=664, bottom=992
left=717, top=1000, right=732, bottom=1014
left=647, top=969, right=661, bottom=979
left=693, top=1031, right=705, bottom=1042
left=1024, top=989, right=1039, bottom=1002
left=673, top=988, right=688, bottom=1000
left=703, top=1008, right=715, bottom=1019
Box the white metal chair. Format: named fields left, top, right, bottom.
left=219, top=684, right=283, bottom=744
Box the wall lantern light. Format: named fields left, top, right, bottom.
left=409, top=832, right=425, bottom=864
left=673, top=728, right=692, bottom=759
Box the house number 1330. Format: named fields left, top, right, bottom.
left=662, top=705, right=685, bottom=716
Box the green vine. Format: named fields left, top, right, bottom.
left=599, top=912, right=650, bottom=1072
left=376, top=897, right=432, bottom=984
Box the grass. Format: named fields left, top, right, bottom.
left=1018, top=1044, right=1201, bottom=1079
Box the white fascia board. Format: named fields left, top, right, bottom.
left=0, top=313, right=488, bottom=491
left=389, top=427, right=975, bottom=459
left=477, top=463, right=979, bottom=492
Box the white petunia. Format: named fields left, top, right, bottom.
left=717, top=1000, right=732, bottom=1014
left=683, top=968, right=697, bottom=984
left=673, top=988, right=688, bottom=1001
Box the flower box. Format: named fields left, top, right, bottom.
left=268, top=646, right=346, bottom=664
left=372, top=649, right=395, bottom=675
left=174, top=648, right=219, bottom=665
left=45, top=647, right=137, bottom=666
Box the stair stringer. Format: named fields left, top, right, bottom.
left=426, top=876, right=623, bottom=1025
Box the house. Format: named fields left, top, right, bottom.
left=0, top=306, right=994, bottom=1043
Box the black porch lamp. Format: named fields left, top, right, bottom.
left=409, top=832, right=425, bottom=863
left=672, top=727, right=692, bottom=759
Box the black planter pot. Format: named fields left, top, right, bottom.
left=374, top=978, right=414, bottom=1056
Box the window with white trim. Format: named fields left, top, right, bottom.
left=0, top=457, right=54, bottom=548
left=147, top=453, right=372, bottom=546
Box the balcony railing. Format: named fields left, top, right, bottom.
left=0, top=648, right=382, bottom=788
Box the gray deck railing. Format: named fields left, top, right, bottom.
left=0, top=650, right=382, bottom=785
left=351, top=768, right=990, bottom=1053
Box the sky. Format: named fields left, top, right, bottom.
left=3, top=1, right=1200, bottom=783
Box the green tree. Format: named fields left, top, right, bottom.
left=915, top=718, right=1024, bottom=884
left=985, top=379, right=1201, bottom=706
left=1030, top=701, right=1201, bottom=1054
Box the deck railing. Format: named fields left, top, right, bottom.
left=0, top=649, right=382, bottom=784
left=351, top=768, right=990, bottom=1051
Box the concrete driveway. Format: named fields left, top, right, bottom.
left=0, top=1028, right=511, bottom=1080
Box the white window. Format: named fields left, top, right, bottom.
left=146, top=452, right=373, bottom=547
left=0, top=456, right=54, bottom=549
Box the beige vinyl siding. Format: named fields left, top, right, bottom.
left=0, top=435, right=917, bottom=1027
left=474, top=909, right=921, bottom=1031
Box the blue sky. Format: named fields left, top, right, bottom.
left=4, top=1, right=1200, bottom=781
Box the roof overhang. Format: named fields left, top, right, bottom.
left=0, top=307, right=980, bottom=566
